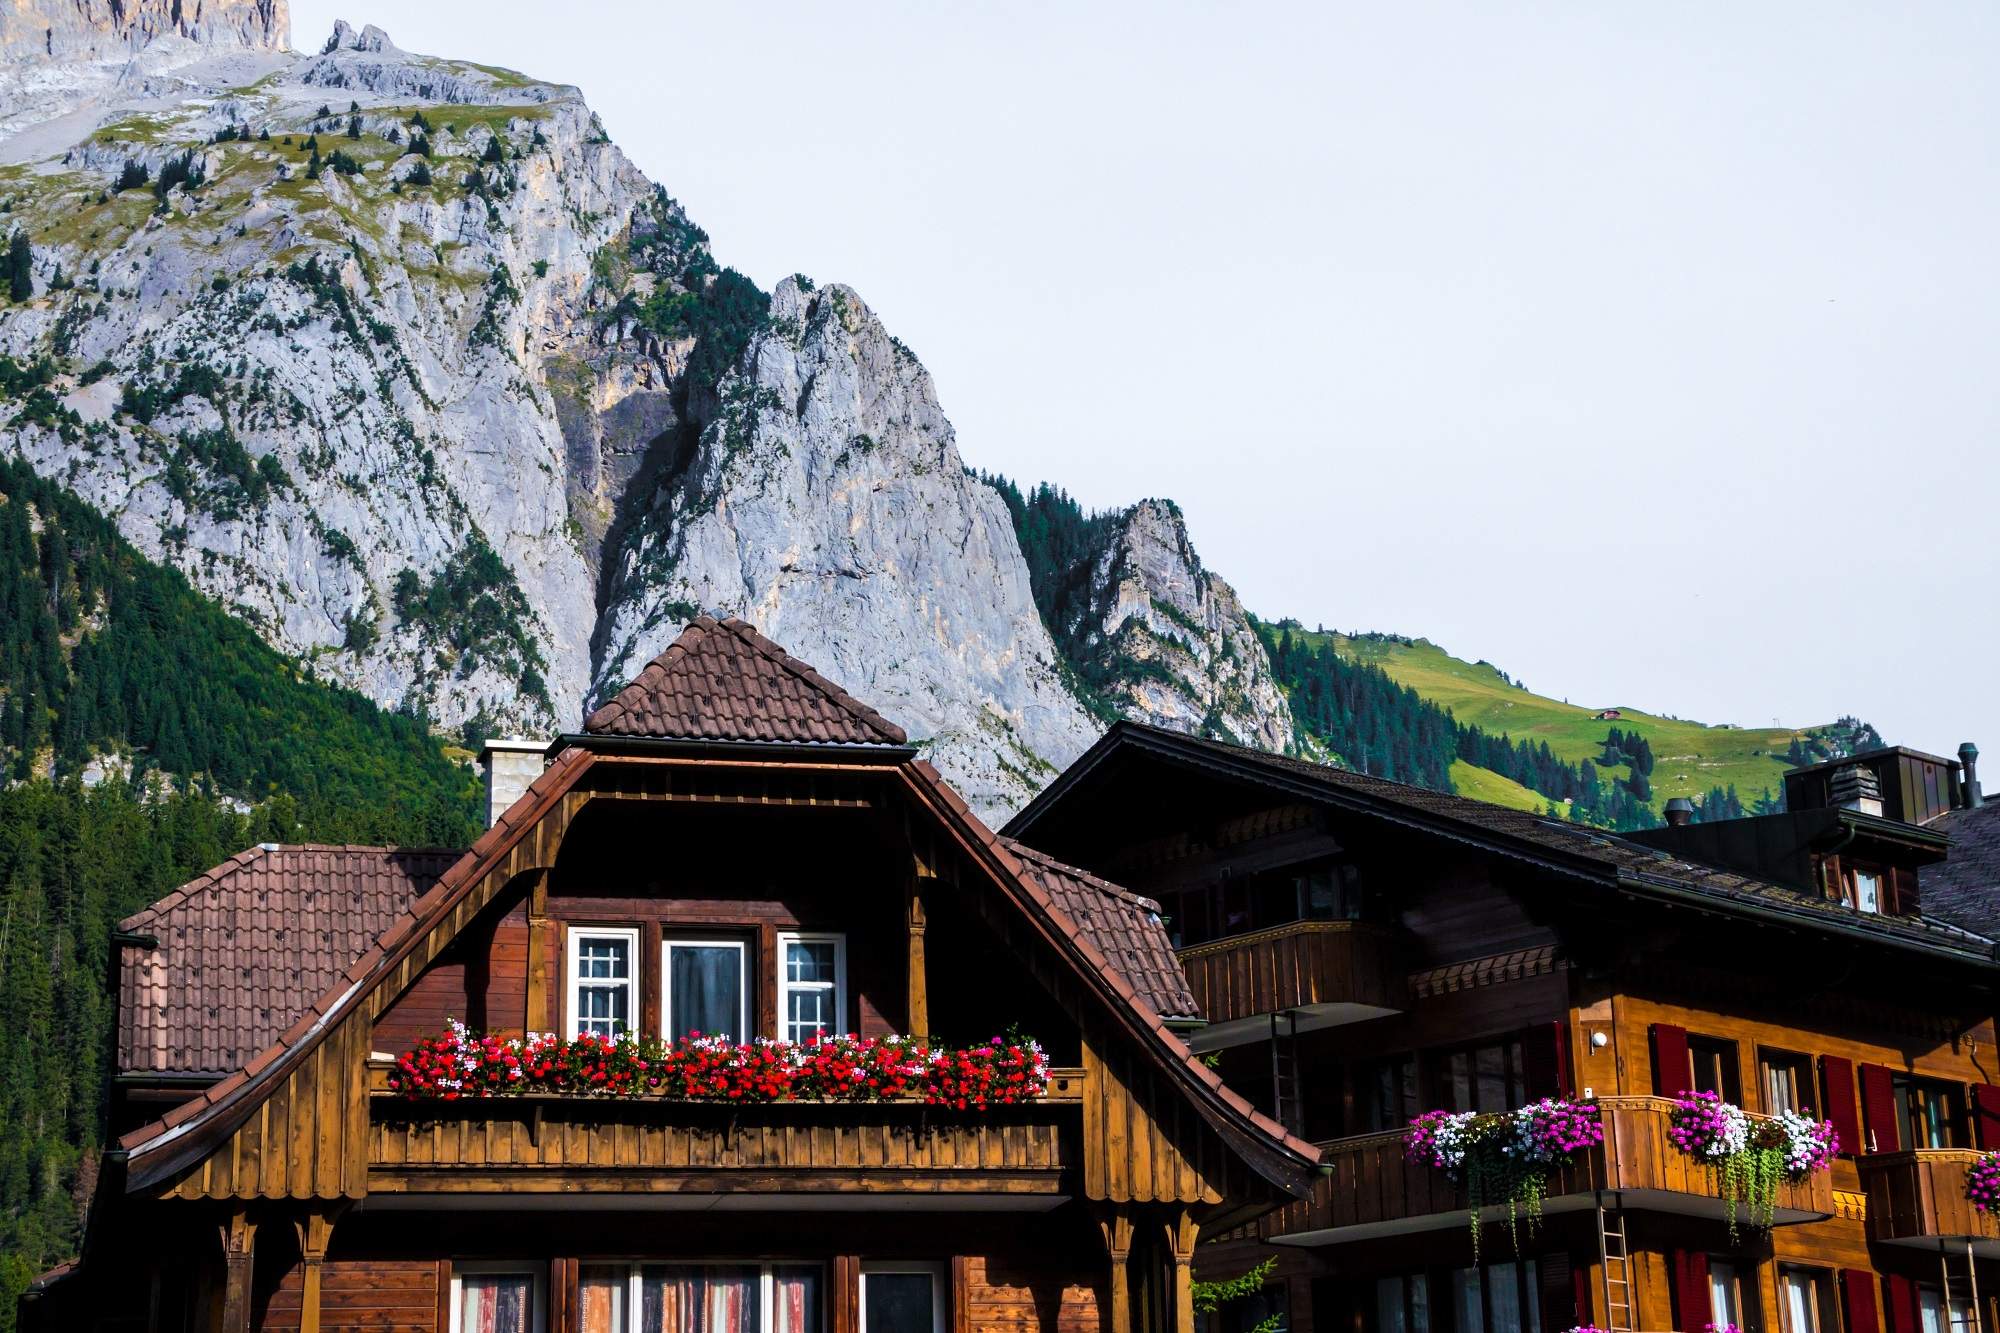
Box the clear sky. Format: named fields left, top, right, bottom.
left=294, top=0, right=2000, bottom=764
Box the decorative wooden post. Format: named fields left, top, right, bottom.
left=524, top=869, right=552, bottom=1032
left=1097, top=1207, right=1135, bottom=1333
left=217, top=1208, right=258, bottom=1333
left=1165, top=1210, right=1199, bottom=1333
left=907, top=840, right=934, bottom=1037
left=833, top=1255, right=862, bottom=1333
left=292, top=1206, right=341, bottom=1333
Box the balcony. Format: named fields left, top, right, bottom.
left=361, top=1062, right=1087, bottom=1204
left=1177, top=920, right=1406, bottom=1049
left=1859, top=1150, right=2000, bottom=1257
left=1257, top=1095, right=1836, bottom=1248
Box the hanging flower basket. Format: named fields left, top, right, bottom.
left=1666, top=1090, right=1837, bottom=1241
left=1966, top=1151, right=2000, bottom=1213
left=389, top=1019, right=1049, bottom=1108
left=1406, top=1097, right=1604, bottom=1258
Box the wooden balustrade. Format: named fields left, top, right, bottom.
left=1256, top=1095, right=1836, bottom=1244
left=1175, top=920, right=1405, bottom=1027
left=1859, top=1149, right=2000, bottom=1246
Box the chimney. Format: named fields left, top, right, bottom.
left=1829, top=762, right=1884, bottom=817
left=1962, top=742, right=1984, bottom=809
left=1664, top=797, right=1694, bottom=827
left=480, top=738, right=546, bottom=828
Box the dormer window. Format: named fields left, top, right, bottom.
left=567, top=928, right=638, bottom=1039
left=1850, top=867, right=1881, bottom=914
left=778, top=932, right=846, bottom=1042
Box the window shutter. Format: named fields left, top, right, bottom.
left=1820, top=1055, right=1862, bottom=1157
left=1842, top=1270, right=1882, bottom=1333
left=1668, top=1250, right=1709, bottom=1333
left=1881, top=1274, right=1919, bottom=1333
left=1651, top=1024, right=1691, bottom=1097
left=1525, top=1020, right=1574, bottom=1099
left=1860, top=1064, right=1900, bottom=1153
left=1974, top=1084, right=2000, bottom=1149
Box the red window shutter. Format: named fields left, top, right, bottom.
left=1842, top=1270, right=1882, bottom=1333
left=1821, top=1055, right=1862, bottom=1157
left=1669, top=1250, right=1710, bottom=1333
left=1651, top=1024, right=1691, bottom=1096
left=1975, top=1084, right=2000, bottom=1150
left=1882, top=1274, right=1919, bottom=1333
left=1860, top=1064, right=1901, bottom=1153
left=1525, top=1020, right=1574, bottom=1099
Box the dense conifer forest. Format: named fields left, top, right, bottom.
left=0, top=455, right=481, bottom=1327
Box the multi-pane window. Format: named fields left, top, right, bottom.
left=663, top=939, right=748, bottom=1042
left=1373, top=1274, right=1431, bottom=1333
left=1363, top=1055, right=1421, bottom=1132
left=1919, top=1284, right=1977, bottom=1333
left=1689, top=1036, right=1742, bottom=1103
left=1433, top=1039, right=1528, bottom=1114
left=1777, top=1268, right=1834, bottom=1333
left=450, top=1264, right=544, bottom=1333
left=860, top=1264, right=943, bottom=1333
left=1450, top=1261, right=1541, bottom=1333
left=1896, top=1076, right=1966, bottom=1149
left=1760, top=1050, right=1815, bottom=1116
left=777, top=932, right=847, bottom=1043
left=1709, top=1258, right=1755, bottom=1333
left=579, top=1263, right=820, bottom=1333
left=567, top=929, right=639, bottom=1039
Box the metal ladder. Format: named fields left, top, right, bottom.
left=1268, top=1012, right=1302, bottom=1135
left=1595, top=1192, right=1637, bottom=1333
left=1940, top=1239, right=1983, bottom=1333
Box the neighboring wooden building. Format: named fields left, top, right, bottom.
left=1006, top=724, right=2000, bottom=1333
left=25, top=620, right=1318, bottom=1333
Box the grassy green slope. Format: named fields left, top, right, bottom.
left=1314, top=630, right=1811, bottom=809
left=1446, top=759, right=1551, bottom=814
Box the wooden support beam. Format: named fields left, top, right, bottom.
left=291, top=1204, right=343, bottom=1333
left=908, top=838, right=934, bottom=1038
left=524, top=870, right=551, bottom=1033
left=1164, top=1209, right=1199, bottom=1333
left=216, top=1208, right=258, bottom=1333
left=1097, top=1206, right=1135, bottom=1333
left=833, top=1255, right=861, bottom=1333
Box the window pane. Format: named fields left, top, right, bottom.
left=1523, top=1262, right=1539, bottom=1333
left=579, top=937, right=630, bottom=980
left=461, top=1273, right=534, bottom=1333
left=578, top=983, right=629, bottom=1036
left=581, top=1267, right=628, bottom=1333
left=773, top=1267, right=821, bottom=1333
left=1780, top=1272, right=1816, bottom=1333
left=1476, top=1046, right=1507, bottom=1113
left=1376, top=1278, right=1407, bottom=1333
left=1448, top=1053, right=1472, bottom=1112
left=1709, top=1262, right=1742, bottom=1329
left=786, top=940, right=837, bottom=984
left=1854, top=871, right=1880, bottom=913
left=1453, top=1269, right=1483, bottom=1333
left=1487, top=1263, right=1522, bottom=1333
left=864, top=1273, right=936, bottom=1333
left=787, top=988, right=834, bottom=1043
left=668, top=946, right=743, bottom=1042
left=1920, top=1288, right=1946, bottom=1333
left=642, top=1266, right=760, bottom=1333
left=1410, top=1275, right=1430, bottom=1333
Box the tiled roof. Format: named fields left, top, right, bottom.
left=1923, top=800, right=2000, bottom=937
left=1001, top=838, right=1201, bottom=1022
left=584, top=615, right=907, bottom=745
left=1014, top=724, right=1999, bottom=962
left=118, top=845, right=460, bottom=1076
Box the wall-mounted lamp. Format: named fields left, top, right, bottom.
left=1589, top=1031, right=1610, bottom=1049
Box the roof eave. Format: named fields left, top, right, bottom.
left=556, top=733, right=919, bottom=763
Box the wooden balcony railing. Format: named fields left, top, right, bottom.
left=1254, top=1095, right=1836, bottom=1245
left=1176, top=920, right=1405, bottom=1029
left=1859, top=1150, right=2000, bottom=1248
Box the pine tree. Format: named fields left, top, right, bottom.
left=6, top=230, right=30, bottom=302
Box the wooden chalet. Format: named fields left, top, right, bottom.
left=1006, top=724, right=2000, bottom=1333
left=26, top=619, right=1320, bottom=1333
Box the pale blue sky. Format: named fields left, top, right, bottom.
left=295, top=1, right=2000, bottom=764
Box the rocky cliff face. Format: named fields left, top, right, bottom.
left=0, top=21, right=1296, bottom=817
left=0, top=0, right=287, bottom=62
left=1071, top=500, right=1293, bottom=751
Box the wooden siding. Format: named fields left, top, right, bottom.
left=1175, top=922, right=1404, bottom=1026
left=1860, top=1150, right=2000, bottom=1245
left=1255, top=1095, right=1834, bottom=1240
left=960, top=1253, right=1103, bottom=1333
left=259, top=1260, right=440, bottom=1332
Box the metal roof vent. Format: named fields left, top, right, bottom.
left=1664, top=797, right=1694, bottom=827
left=1961, top=742, right=1983, bottom=810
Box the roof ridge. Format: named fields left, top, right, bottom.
left=711, top=617, right=907, bottom=744
left=117, top=845, right=270, bottom=932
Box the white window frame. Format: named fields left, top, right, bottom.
left=663, top=938, right=750, bottom=1042
left=447, top=1261, right=546, bottom=1333
left=580, top=1261, right=824, bottom=1333
left=776, top=932, right=847, bottom=1043
left=859, top=1262, right=945, bottom=1333
left=565, top=926, right=640, bottom=1040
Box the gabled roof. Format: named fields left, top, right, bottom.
left=1007, top=722, right=2000, bottom=965
left=1923, top=800, right=2000, bottom=937
left=1001, top=838, right=1201, bottom=1022
left=585, top=615, right=907, bottom=745
left=118, top=845, right=458, bottom=1076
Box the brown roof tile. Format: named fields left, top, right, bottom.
left=1001, top=838, right=1202, bottom=1021
left=585, top=615, right=907, bottom=746
left=117, top=845, right=460, bottom=1076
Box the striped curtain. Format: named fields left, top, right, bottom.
left=581, top=1267, right=628, bottom=1333
left=774, top=1267, right=820, bottom=1333
left=641, top=1266, right=761, bottom=1333
left=461, top=1274, right=533, bottom=1333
